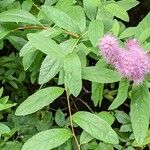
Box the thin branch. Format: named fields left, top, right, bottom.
left=64, top=31, right=80, bottom=38
left=65, top=87, right=81, bottom=150
left=77, top=97, right=94, bottom=113
left=12, top=25, right=80, bottom=38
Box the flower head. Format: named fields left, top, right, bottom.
left=125, top=39, right=141, bottom=51
left=99, top=34, right=150, bottom=84
left=98, top=34, right=120, bottom=65
left=116, top=48, right=150, bottom=84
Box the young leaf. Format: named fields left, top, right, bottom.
left=119, top=27, right=136, bottom=39
left=83, top=0, right=100, bottom=20
left=131, top=83, right=150, bottom=145
left=91, top=82, right=104, bottom=107
left=0, top=9, right=40, bottom=24
left=116, top=0, right=139, bottom=11
left=55, top=109, right=66, bottom=127
left=15, top=87, right=64, bottom=116
left=42, top=6, right=80, bottom=33
left=38, top=56, right=61, bottom=84
left=109, top=78, right=129, bottom=110
left=0, top=26, right=10, bottom=40
left=88, top=19, right=104, bottom=47
left=27, top=33, right=65, bottom=59
left=66, top=6, right=86, bottom=32
left=105, top=3, right=129, bottom=22
left=111, top=19, right=120, bottom=36
left=82, top=67, right=121, bottom=83
left=0, top=123, right=10, bottom=134
left=138, top=28, right=150, bottom=43
left=80, top=131, right=94, bottom=145
left=73, top=111, right=119, bottom=144
left=64, top=53, right=82, bottom=97
left=22, top=128, right=72, bottom=150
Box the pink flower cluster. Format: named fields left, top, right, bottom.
left=99, top=34, right=150, bottom=84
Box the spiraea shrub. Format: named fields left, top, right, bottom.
left=0, top=0, right=150, bottom=150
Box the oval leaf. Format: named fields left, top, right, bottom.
left=105, top=3, right=129, bottom=22
left=42, top=6, right=80, bottom=33
left=131, top=83, right=150, bottom=145
left=22, top=128, right=72, bottom=150
left=15, top=87, right=64, bottom=116
left=0, top=9, right=40, bottom=24
left=64, top=53, right=82, bottom=97
left=82, top=67, right=121, bottom=83
left=72, top=111, right=119, bottom=144
left=88, top=19, right=104, bottom=47
left=109, top=78, right=129, bottom=110
left=27, top=33, right=65, bottom=59
left=39, top=56, right=61, bottom=84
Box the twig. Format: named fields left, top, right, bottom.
left=77, top=97, right=94, bottom=113
left=65, top=87, right=81, bottom=150
left=64, top=31, right=80, bottom=38
left=12, top=25, right=80, bottom=38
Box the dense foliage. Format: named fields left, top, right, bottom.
left=0, top=0, right=150, bottom=149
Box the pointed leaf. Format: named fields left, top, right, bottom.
left=131, top=84, right=150, bottom=145
left=82, top=67, right=121, bottom=83
left=88, top=19, right=104, bottom=47
left=0, top=9, right=40, bottom=24
left=39, top=56, right=61, bottom=84
left=42, top=6, right=80, bottom=33
left=27, top=33, right=65, bottom=59
left=109, top=78, right=129, bottom=110
left=64, top=53, right=82, bottom=97
left=72, top=111, right=119, bottom=144
left=22, top=128, right=72, bottom=150
left=15, top=87, right=64, bottom=116
left=105, top=3, right=129, bottom=22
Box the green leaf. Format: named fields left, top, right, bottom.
left=135, top=13, right=150, bottom=38
left=65, top=6, right=86, bottom=32
left=1, top=142, right=22, bottom=150
left=138, top=28, right=150, bottom=43
left=105, top=3, right=129, bottom=22
left=64, top=53, right=82, bottom=97
left=38, top=56, right=61, bottom=84
left=83, top=0, right=100, bottom=20
left=82, top=67, right=121, bottom=83
left=42, top=6, right=80, bottom=33
left=0, top=0, right=15, bottom=10
left=119, top=27, right=136, bottom=39
left=88, top=19, right=104, bottom=47
left=0, top=123, right=10, bottom=134
left=22, top=51, right=39, bottom=70
left=15, top=87, right=64, bottom=116
left=72, top=111, right=119, bottom=144
left=131, top=83, right=150, bottom=145
left=97, top=111, right=115, bottom=125
left=55, top=109, right=66, bottom=127
left=109, top=78, right=129, bottom=110
left=0, top=87, right=3, bottom=98
left=22, top=0, right=33, bottom=11
left=80, top=131, right=94, bottom=145
left=22, top=128, right=72, bottom=150
left=27, top=33, right=65, bottom=59
left=116, top=0, right=139, bottom=11
left=91, top=82, right=104, bottom=107
left=0, top=103, right=16, bottom=111
left=95, top=142, right=114, bottom=150
left=0, top=9, right=40, bottom=24
left=20, top=42, right=36, bottom=57
left=111, top=19, right=120, bottom=36
left=115, top=110, right=130, bottom=124
left=0, top=26, right=10, bottom=40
